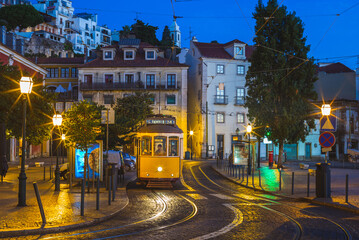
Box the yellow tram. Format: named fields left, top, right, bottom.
left=136, top=115, right=183, bottom=187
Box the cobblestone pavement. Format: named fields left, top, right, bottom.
left=213, top=158, right=359, bottom=213
left=13, top=160, right=359, bottom=240
left=0, top=157, right=135, bottom=238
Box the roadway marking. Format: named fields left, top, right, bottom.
left=186, top=193, right=208, bottom=200
left=190, top=204, right=243, bottom=240
left=210, top=194, right=234, bottom=200
left=233, top=193, right=259, bottom=200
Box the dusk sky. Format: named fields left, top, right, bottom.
left=49, top=0, right=359, bottom=69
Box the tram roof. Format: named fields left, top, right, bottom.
left=138, top=124, right=183, bottom=134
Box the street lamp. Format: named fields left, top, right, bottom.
left=53, top=113, right=62, bottom=191
left=190, top=130, right=194, bottom=160
left=321, top=104, right=331, bottom=163
left=246, top=124, right=252, bottom=175
left=18, top=76, right=33, bottom=206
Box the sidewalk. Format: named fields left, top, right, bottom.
left=211, top=159, right=359, bottom=214
left=0, top=157, right=134, bottom=238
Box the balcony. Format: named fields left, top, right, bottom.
left=214, top=95, right=228, bottom=105
left=234, top=96, right=246, bottom=106
left=80, top=82, right=145, bottom=91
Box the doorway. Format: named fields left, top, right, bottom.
left=305, top=143, right=311, bottom=159
left=217, top=135, right=224, bottom=160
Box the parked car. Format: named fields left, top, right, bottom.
left=123, top=158, right=135, bottom=172
left=121, top=151, right=137, bottom=165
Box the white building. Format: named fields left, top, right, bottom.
left=186, top=38, right=253, bottom=159
left=77, top=39, right=189, bottom=156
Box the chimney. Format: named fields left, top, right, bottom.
left=6, top=32, right=16, bottom=50
left=15, top=38, right=24, bottom=55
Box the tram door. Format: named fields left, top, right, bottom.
left=217, top=135, right=224, bottom=160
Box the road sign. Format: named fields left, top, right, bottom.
left=319, top=131, right=336, bottom=148
left=101, top=109, right=115, bottom=124
left=320, top=115, right=336, bottom=132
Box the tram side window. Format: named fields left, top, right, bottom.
left=141, top=136, right=152, bottom=155
left=169, top=137, right=179, bottom=156
left=154, top=136, right=167, bottom=156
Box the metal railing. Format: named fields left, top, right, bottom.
left=80, top=81, right=181, bottom=91
left=214, top=95, right=228, bottom=104
left=234, top=96, right=246, bottom=105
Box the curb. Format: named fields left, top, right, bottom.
left=211, top=165, right=359, bottom=215
left=0, top=193, right=129, bottom=238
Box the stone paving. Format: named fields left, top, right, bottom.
left=212, top=159, right=359, bottom=213
left=0, top=157, right=134, bottom=237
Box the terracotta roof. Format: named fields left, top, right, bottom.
left=193, top=40, right=253, bottom=60
left=80, top=46, right=187, bottom=68
left=318, top=62, right=354, bottom=74
left=29, top=57, right=85, bottom=65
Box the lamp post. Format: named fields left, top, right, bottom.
left=321, top=104, right=331, bottom=163
left=190, top=130, right=194, bottom=160
left=246, top=124, right=252, bottom=175
left=53, top=114, right=63, bottom=191
left=18, top=76, right=33, bottom=206
left=61, top=134, right=65, bottom=164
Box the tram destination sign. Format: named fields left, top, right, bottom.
left=146, top=119, right=175, bottom=125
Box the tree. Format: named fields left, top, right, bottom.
left=0, top=5, right=44, bottom=31
left=120, top=20, right=160, bottom=46
left=161, top=26, right=173, bottom=49
left=119, top=25, right=131, bottom=39
left=62, top=101, right=101, bottom=186
left=245, top=0, right=317, bottom=168
left=107, top=92, right=154, bottom=150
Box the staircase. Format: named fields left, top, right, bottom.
left=146, top=181, right=173, bottom=189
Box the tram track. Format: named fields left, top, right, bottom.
left=186, top=163, right=302, bottom=240
left=197, top=164, right=352, bottom=240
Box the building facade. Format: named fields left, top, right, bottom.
left=78, top=39, right=189, bottom=155
left=186, top=38, right=253, bottom=159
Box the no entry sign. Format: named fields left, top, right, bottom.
left=319, top=131, right=336, bottom=148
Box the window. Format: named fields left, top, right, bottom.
left=217, top=113, right=225, bottom=123
left=124, top=50, right=134, bottom=60
left=236, top=88, right=245, bottom=105
left=166, top=95, right=176, bottom=105
left=217, top=64, right=224, bottom=74
left=61, top=68, right=69, bottom=78
left=237, top=65, right=245, bottom=75
left=167, top=74, right=176, bottom=88
left=235, top=46, right=243, bottom=55
left=146, top=74, right=155, bottom=88
left=237, top=113, right=245, bottom=123
left=154, top=136, right=167, bottom=156
left=47, top=68, right=59, bottom=78
left=105, top=74, right=113, bottom=83
left=169, top=136, right=179, bottom=156
left=215, top=86, right=226, bottom=104
left=125, top=74, right=134, bottom=84
left=141, top=136, right=152, bottom=156
left=84, top=74, right=93, bottom=84
left=104, top=51, right=113, bottom=60
left=146, top=50, right=155, bottom=60
left=47, top=86, right=56, bottom=93
left=103, top=95, right=114, bottom=104
left=71, top=68, right=78, bottom=78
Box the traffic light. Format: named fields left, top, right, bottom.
left=265, top=126, right=271, bottom=137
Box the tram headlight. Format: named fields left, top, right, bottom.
left=157, top=167, right=163, bottom=172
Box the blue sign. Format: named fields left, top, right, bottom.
left=319, top=132, right=336, bottom=148
left=320, top=115, right=337, bottom=132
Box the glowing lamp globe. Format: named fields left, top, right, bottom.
left=20, top=77, right=33, bottom=94
left=53, top=114, right=63, bottom=126
left=321, top=104, right=331, bottom=116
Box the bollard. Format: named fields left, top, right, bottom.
left=279, top=169, right=282, bottom=191
left=291, top=172, right=294, bottom=195
left=81, top=179, right=85, bottom=216
left=108, top=175, right=112, bottom=205
left=307, top=173, right=310, bottom=197
left=259, top=169, right=262, bottom=187
left=33, top=182, right=46, bottom=224
left=345, top=174, right=349, bottom=203
left=43, top=166, right=46, bottom=181
left=96, top=177, right=100, bottom=210
left=50, top=165, right=52, bottom=180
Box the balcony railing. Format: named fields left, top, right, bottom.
left=214, top=95, right=228, bottom=105
left=234, top=96, right=246, bottom=106
left=81, top=81, right=181, bottom=91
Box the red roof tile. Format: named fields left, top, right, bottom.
left=193, top=40, right=253, bottom=60
left=318, top=62, right=354, bottom=74
left=80, top=46, right=187, bottom=68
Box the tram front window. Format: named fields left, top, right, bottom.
left=154, top=136, right=167, bottom=156
left=141, top=136, right=152, bottom=156
left=169, top=137, right=179, bottom=156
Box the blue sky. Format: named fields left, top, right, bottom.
left=49, top=0, right=359, bottom=69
